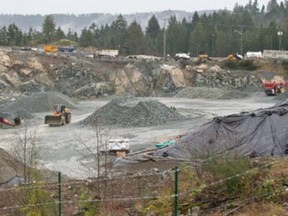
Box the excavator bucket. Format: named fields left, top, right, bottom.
left=44, top=115, right=64, bottom=126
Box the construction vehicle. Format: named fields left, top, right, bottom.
left=0, top=117, right=15, bottom=127
left=175, top=53, right=190, bottom=60
left=262, top=80, right=287, bottom=96
left=44, top=104, right=71, bottom=126
left=100, top=138, right=130, bottom=155
left=43, top=45, right=59, bottom=53
left=198, top=51, right=211, bottom=60
left=227, top=53, right=243, bottom=62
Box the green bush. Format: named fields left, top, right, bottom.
left=204, top=157, right=251, bottom=195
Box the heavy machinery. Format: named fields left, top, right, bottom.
left=100, top=138, right=130, bottom=155
left=175, top=53, right=190, bottom=60
left=261, top=76, right=288, bottom=96
left=0, top=117, right=15, bottom=127
left=44, top=104, right=71, bottom=126
left=43, top=45, right=59, bottom=53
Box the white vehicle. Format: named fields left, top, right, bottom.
left=175, top=52, right=190, bottom=60
left=246, top=51, right=263, bottom=58
left=101, top=138, right=130, bottom=154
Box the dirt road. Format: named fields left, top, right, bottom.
left=0, top=95, right=277, bottom=179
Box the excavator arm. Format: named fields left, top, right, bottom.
left=0, top=117, right=15, bottom=127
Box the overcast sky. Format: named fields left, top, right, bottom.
left=1, top=0, right=271, bottom=15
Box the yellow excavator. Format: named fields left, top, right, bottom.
left=44, top=104, right=71, bottom=126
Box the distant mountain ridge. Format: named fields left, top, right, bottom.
left=0, top=10, right=215, bottom=33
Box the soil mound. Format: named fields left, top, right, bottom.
left=83, top=97, right=185, bottom=127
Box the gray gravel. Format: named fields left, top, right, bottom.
left=3, top=92, right=76, bottom=113
left=83, top=97, right=185, bottom=127
left=174, top=87, right=250, bottom=99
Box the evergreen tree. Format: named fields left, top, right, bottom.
left=110, top=14, right=127, bottom=54
left=267, top=0, right=279, bottom=13
left=145, top=15, right=162, bottom=55
left=166, top=15, right=188, bottom=56
left=55, top=27, right=66, bottom=41
left=42, top=15, right=56, bottom=43
left=67, top=28, right=78, bottom=42
left=0, top=27, right=8, bottom=45
left=7, top=23, right=23, bottom=46
left=124, top=21, right=147, bottom=55
left=79, top=28, right=94, bottom=47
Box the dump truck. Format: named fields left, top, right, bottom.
left=261, top=76, right=288, bottom=96
left=44, top=104, right=71, bottom=126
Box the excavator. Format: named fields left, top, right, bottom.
left=0, top=117, right=16, bottom=127
left=44, top=104, right=71, bottom=126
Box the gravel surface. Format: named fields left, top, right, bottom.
left=174, top=87, right=250, bottom=99
left=83, top=97, right=185, bottom=127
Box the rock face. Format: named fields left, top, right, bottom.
left=0, top=50, right=263, bottom=100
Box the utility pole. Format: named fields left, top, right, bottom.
left=163, top=19, right=169, bottom=61
left=234, top=26, right=243, bottom=56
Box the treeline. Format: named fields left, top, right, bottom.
left=1, top=0, right=288, bottom=57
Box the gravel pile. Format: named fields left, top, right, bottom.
left=174, top=87, right=250, bottom=99
left=3, top=92, right=76, bottom=113
left=83, top=97, right=185, bottom=127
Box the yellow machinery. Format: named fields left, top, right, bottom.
left=44, top=104, right=71, bottom=126
left=43, top=45, right=59, bottom=52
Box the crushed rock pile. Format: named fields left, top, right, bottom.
left=3, top=92, right=76, bottom=114
left=83, top=97, right=185, bottom=127
left=174, top=87, right=250, bottom=99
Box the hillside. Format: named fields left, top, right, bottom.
left=0, top=10, right=213, bottom=33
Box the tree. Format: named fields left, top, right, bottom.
left=67, top=28, right=78, bottom=42
left=55, top=27, right=66, bottom=41
left=110, top=14, right=128, bottom=54
left=145, top=15, right=162, bottom=55
left=79, top=28, right=94, bottom=47
left=125, top=21, right=147, bottom=55
left=42, top=15, right=56, bottom=43
left=7, top=125, right=57, bottom=216
left=166, top=15, right=188, bottom=56
left=0, top=26, right=8, bottom=45
left=267, top=0, right=279, bottom=13
left=7, top=23, right=23, bottom=46
left=146, top=15, right=161, bottom=39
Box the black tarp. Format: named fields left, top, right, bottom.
left=154, top=99, right=288, bottom=159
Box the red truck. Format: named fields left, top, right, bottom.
left=262, top=80, right=287, bottom=96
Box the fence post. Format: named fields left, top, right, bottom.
left=58, top=172, right=62, bottom=216
left=174, top=167, right=179, bottom=216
